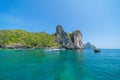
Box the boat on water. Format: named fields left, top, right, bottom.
left=94, top=49, right=101, bottom=53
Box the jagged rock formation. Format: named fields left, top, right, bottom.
left=55, top=25, right=83, bottom=49
left=71, top=30, right=83, bottom=49
left=55, top=25, right=74, bottom=49
left=84, top=42, right=96, bottom=49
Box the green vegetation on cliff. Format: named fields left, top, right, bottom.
left=0, top=30, right=61, bottom=48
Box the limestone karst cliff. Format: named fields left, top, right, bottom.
left=71, top=30, right=84, bottom=49
left=55, top=25, right=83, bottom=49
left=55, top=25, right=74, bottom=49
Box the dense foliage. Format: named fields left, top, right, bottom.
left=0, top=30, right=61, bottom=48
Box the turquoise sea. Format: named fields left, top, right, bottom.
left=0, top=49, right=120, bottom=80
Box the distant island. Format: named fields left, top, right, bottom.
left=84, top=42, right=96, bottom=49
left=0, top=25, right=94, bottom=50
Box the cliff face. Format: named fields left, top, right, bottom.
left=55, top=25, right=83, bottom=49
left=55, top=25, right=74, bottom=49
left=72, top=30, right=83, bottom=49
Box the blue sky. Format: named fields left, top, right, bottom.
left=0, top=0, right=120, bottom=48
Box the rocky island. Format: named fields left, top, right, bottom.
left=0, top=25, right=84, bottom=50
left=84, top=42, right=96, bottom=49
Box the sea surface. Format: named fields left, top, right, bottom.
left=0, top=49, right=120, bottom=80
